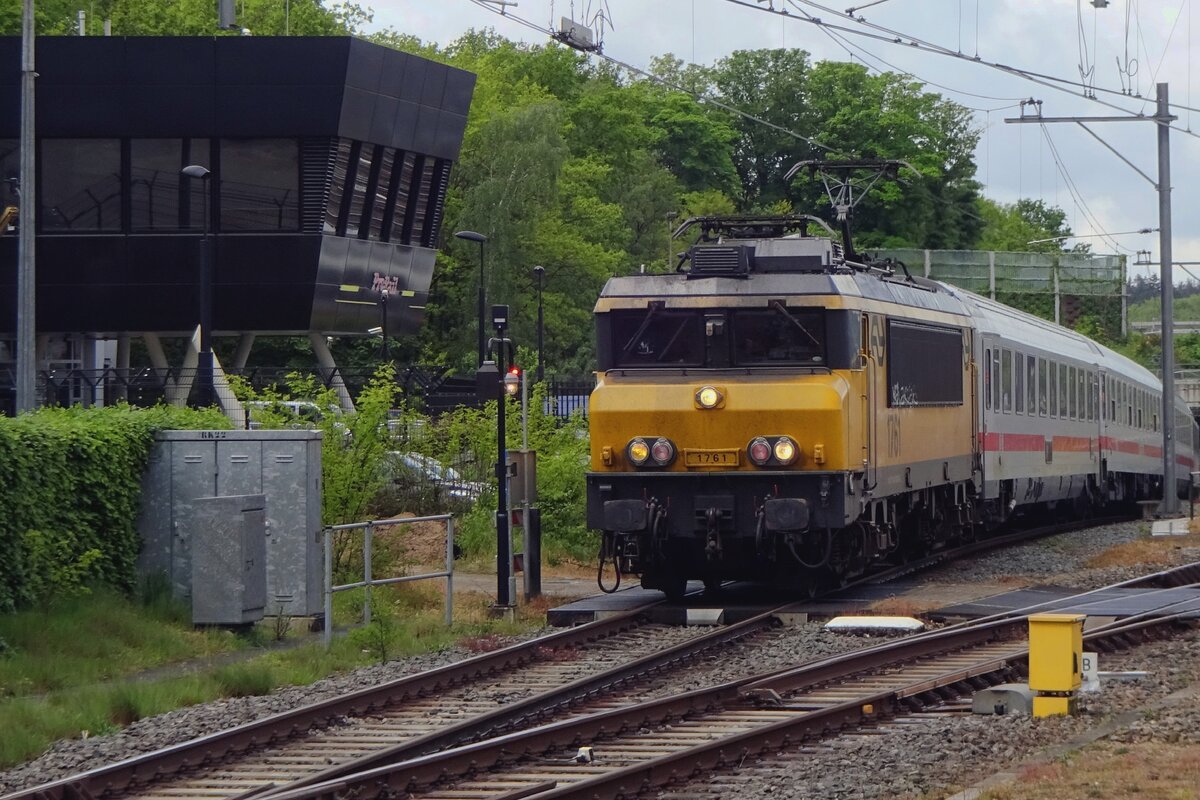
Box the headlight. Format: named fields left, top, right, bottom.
left=627, top=437, right=675, bottom=467
left=748, top=437, right=772, bottom=465
left=773, top=436, right=798, bottom=464
left=627, top=438, right=650, bottom=465
left=747, top=436, right=800, bottom=467
left=650, top=437, right=675, bottom=465
left=696, top=385, right=723, bottom=409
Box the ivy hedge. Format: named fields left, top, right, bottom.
left=0, top=404, right=231, bottom=611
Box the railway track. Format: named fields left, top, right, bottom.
left=245, top=561, right=1200, bottom=800
left=2, top=606, right=791, bottom=800
left=6, top=518, right=1186, bottom=800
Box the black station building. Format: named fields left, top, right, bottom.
left=0, top=35, right=474, bottom=413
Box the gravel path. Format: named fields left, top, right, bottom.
left=2, top=518, right=1196, bottom=800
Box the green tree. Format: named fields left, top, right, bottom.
left=977, top=198, right=1082, bottom=253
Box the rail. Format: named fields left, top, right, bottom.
left=322, top=514, right=455, bottom=647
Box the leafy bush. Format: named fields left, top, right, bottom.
left=410, top=382, right=595, bottom=564
left=0, top=405, right=230, bottom=612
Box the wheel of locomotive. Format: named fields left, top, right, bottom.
left=643, top=571, right=688, bottom=601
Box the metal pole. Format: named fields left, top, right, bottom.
left=380, top=289, right=389, bottom=363
left=323, top=527, right=333, bottom=648
left=1157, top=82, right=1179, bottom=515
left=363, top=521, right=373, bottom=625
left=198, top=177, right=214, bottom=407
left=521, top=371, right=532, bottom=601
left=445, top=516, right=455, bottom=626
left=16, top=0, right=37, bottom=413
left=477, top=241, right=486, bottom=368
left=534, top=266, right=545, bottom=383
left=495, top=324, right=512, bottom=608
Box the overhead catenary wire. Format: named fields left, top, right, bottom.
left=788, top=2, right=1027, bottom=106
left=1038, top=124, right=1132, bottom=254
left=720, top=0, right=1200, bottom=139
left=466, top=0, right=847, bottom=156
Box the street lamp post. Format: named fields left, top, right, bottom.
left=380, top=288, right=390, bottom=363
left=488, top=305, right=516, bottom=611
left=533, top=265, right=545, bottom=383
left=181, top=164, right=214, bottom=407
left=454, top=230, right=487, bottom=367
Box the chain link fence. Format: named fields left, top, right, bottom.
left=878, top=249, right=1127, bottom=338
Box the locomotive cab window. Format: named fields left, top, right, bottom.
left=731, top=305, right=826, bottom=366
left=887, top=321, right=963, bottom=407
left=610, top=308, right=705, bottom=367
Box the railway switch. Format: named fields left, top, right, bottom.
left=1028, top=613, right=1084, bottom=717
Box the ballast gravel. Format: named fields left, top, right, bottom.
left=2, top=517, right=1197, bottom=800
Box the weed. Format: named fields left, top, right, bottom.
left=271, top=601, right=294, bottom=642
left=461, top=634, right=508, bottom=653
left=213, top=663, right=276, bottom=698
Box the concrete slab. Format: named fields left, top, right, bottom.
left=932, top=584, right=1200, bottom=621
left=1152, top=518, right=1190, bottom=536
left=686, top=608, right=726, bottom=626
left=545, top=582, right=702, bottom=626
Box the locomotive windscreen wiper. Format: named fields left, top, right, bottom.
left=656, top=318, right=690, bottom=362
left=770, top=300, right=820, bottom=347
left=621, top=305, right=659, bottom=354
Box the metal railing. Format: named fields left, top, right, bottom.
left=322, top=514, right=455, bottom=647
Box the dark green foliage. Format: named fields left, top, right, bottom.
left=0, top=405, right=230, bottom=612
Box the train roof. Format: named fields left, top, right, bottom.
left=597, top=259, right=972, bottom=319
left=946, top=283, right=1161, bottom=388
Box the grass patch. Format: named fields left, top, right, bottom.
left=0, top=581, right=545, bottom=769
left=980, top=742, right=1200, bottom=799
left=1084, top=531, right=1200, bottom=569
left=0, top=589, right=240, bottom=698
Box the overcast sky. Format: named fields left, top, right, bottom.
left=367, top=0, right=1200, bottom=283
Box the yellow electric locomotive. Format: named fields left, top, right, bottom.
left=587, top=216, right=978, bottom=598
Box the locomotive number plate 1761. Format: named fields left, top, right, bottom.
left=684, top=449, right=740, bottom=467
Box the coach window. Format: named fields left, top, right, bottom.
left=1014, top=353, right=1025, bottom=414
left=885, top=320, right=962, bottom=406
left=1058, top=363, right=1069, bottom=418
left=1026, top=355, right=1037, bottom=415
left=984, top=348, right=991, bottom=410
left=1039, top=358, right=1048, bottom=416
left=1001, top=349, right=1013, bottom=413
left=991, top=349, right=1001, bottom=410
left=1088, top=372, right=1096, bottom=421
left=41, top=138, right=122, bottom=230
left=1051, top=362, right=1060, bottom=419
left=1070, top=367, right=1080, bottom=422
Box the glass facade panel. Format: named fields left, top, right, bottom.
left=326, top=138, right=354, bottom=234
left=369, top=148, right=395, bottom=240
left=131, top=138, right=209, bottom=230
left=410, top=158, right=433, bottom=244
left=41, top=139, right=122, bottom=230
left=391, top=152, right=415, bottom=242
left=344, top=144, right=374, bottom=238
left=0, top=140, right=16, bottom=215
left=219, top=138, right=299, bottom=231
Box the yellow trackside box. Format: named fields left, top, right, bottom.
left=1028, top=613, right=1084, bottom=693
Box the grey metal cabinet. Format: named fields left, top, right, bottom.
left=138, top=430, right=323, bottom=616
left=189, top=494, right=267, bottom=626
